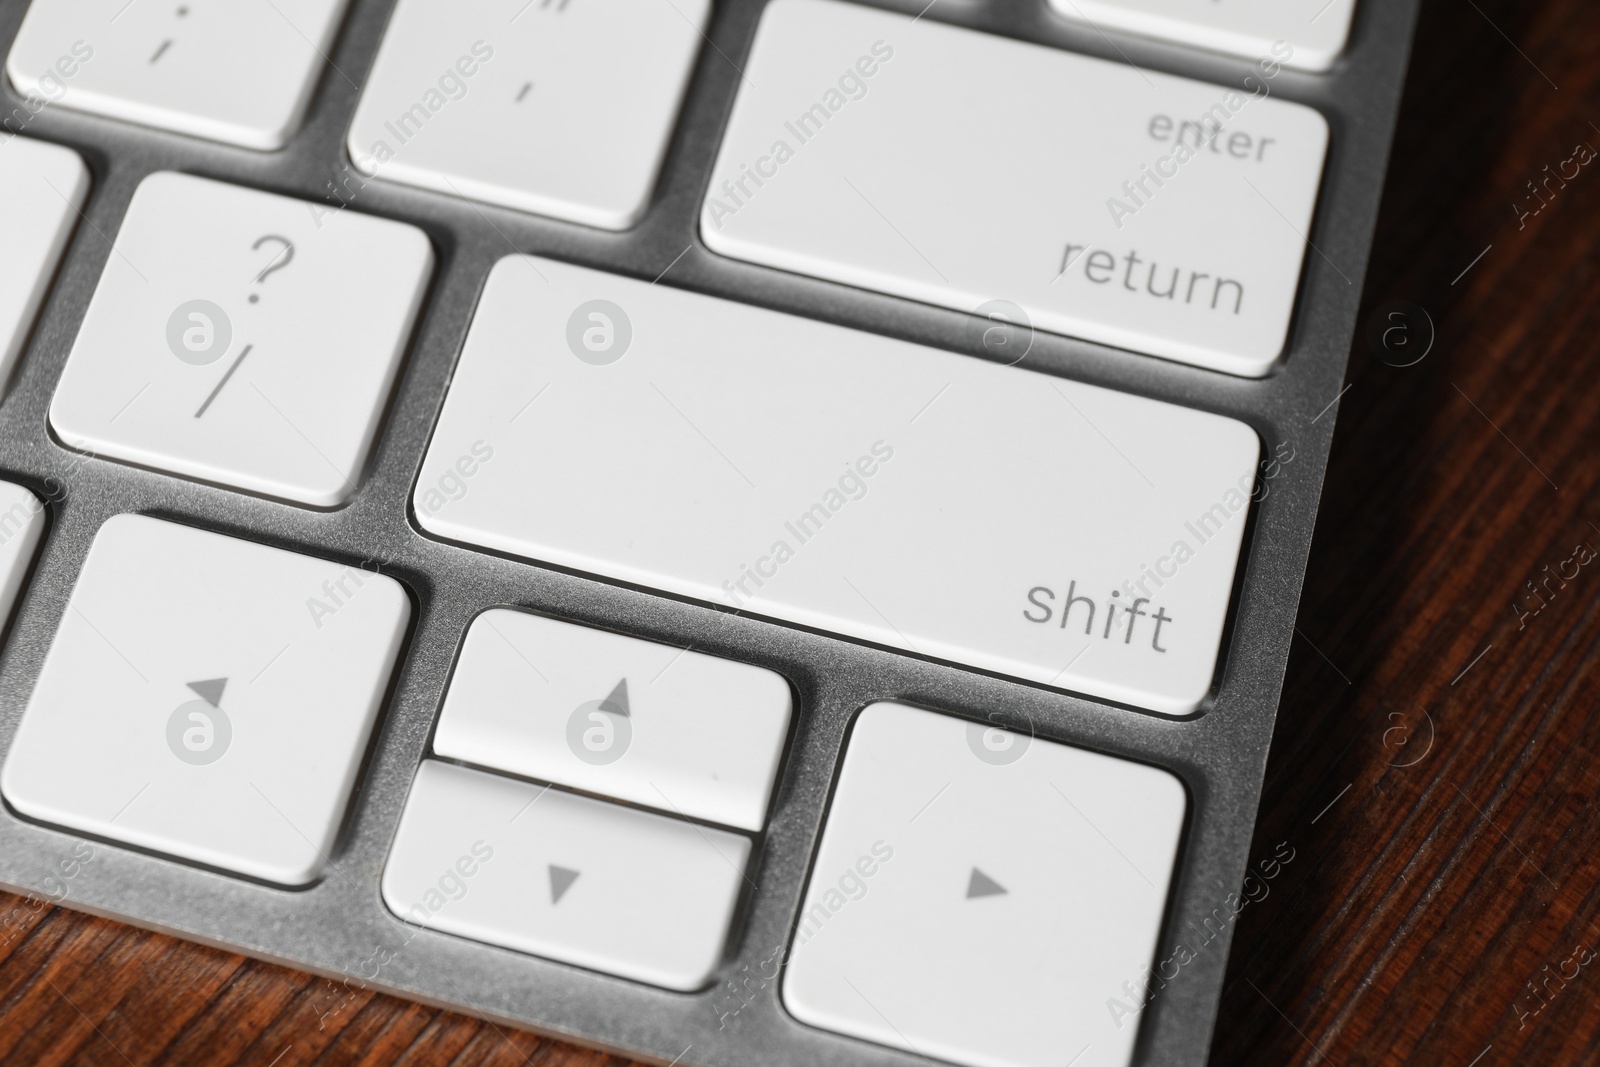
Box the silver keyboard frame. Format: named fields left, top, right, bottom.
left=0, top=1, right=1420, bottom=1064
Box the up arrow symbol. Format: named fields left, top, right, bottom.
left=597, top=678, right=629, bottom=717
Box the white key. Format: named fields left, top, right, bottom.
left=384, top=760, right=751, bottom=991
left=6, top=0, right=351, bottom=150
left=699, top=0, right=1329, bottom=378
left=0, top=483, right=47, bottom=624
left=416, top=255, right=1258, bottom=716
left=435, top=609, right=791, bottom=831
left=0, top=137, right=87, bottom=387
left=49, top=172, right=433, bottom=507
left=784, top=702, right=1186, bottom=1067
left=1049, top=0, right=1357, bottom=73
left=346, top=0, right=709, bottom=230
left=0, top=514, right=409, bottom=885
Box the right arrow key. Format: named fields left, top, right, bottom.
left=785, top=702, right=1186, bottom=1067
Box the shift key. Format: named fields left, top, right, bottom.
left=415, top=255, right=1259, bottom=716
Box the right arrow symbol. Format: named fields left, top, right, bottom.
left=966, top=867, right=1007, bottom=899
left=549, top=864, right=580, bottom=905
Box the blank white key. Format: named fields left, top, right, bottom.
left=416, top=255, right=1258, bottom=717
left=436, top=609, right=791, bottom=831
left=0, top=483, right=47, bottom=625
left=384, top=760, right=751, bottom=991
left=50, top=172, right=433, bottom=507
left=1049, top=0, right=1357, bottom=73
left=346, top=0, right=709, bottom=230
left=784, top=702, right=1186, bottom=1067
left=0, top=137, right=87, bottom=387
left=7, top=0, right=351, bottom=149
left=700, top=0, right=1329, bottom=378
left=0, top=514, right=409, bottom=885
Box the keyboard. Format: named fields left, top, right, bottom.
left=0, top=0, right=1419, bottom=1065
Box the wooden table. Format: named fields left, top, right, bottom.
left=3, top=0, right=1597, bottom=1062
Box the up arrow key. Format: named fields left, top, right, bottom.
left=965, top=867, right=1007, bottom=900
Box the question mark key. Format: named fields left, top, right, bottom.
left=49, top=171, right=433, bottom=507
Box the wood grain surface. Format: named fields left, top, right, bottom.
left=3, top=0, right=1599, bottom=1063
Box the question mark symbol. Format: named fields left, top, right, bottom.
left=248, top=234, right=294, bottom=304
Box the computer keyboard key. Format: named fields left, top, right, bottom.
left=0, top=514, right=410, bottom=885
left=383, top=759, right=751, bottom=991
left=0, top=137, right=87, bottom=388
left=347, top=0, right=709, bottom=230
left=435, top=609, right=791, bottom=831
left=784, top=702, right=1186, bottom=1067
left=50, top=172, right=433, bottom=507
left=0, top=482, right=46, bottom=627
left=700, top=0, right=1330, bottom=378
left=1048, top=0, right=1357, bottom=73
left=417, top=255, right=1257, bottom=716
left=6, top=0, right=352, bottom=149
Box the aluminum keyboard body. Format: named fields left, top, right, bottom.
left=0, top=1, right=1420, bottom=1064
